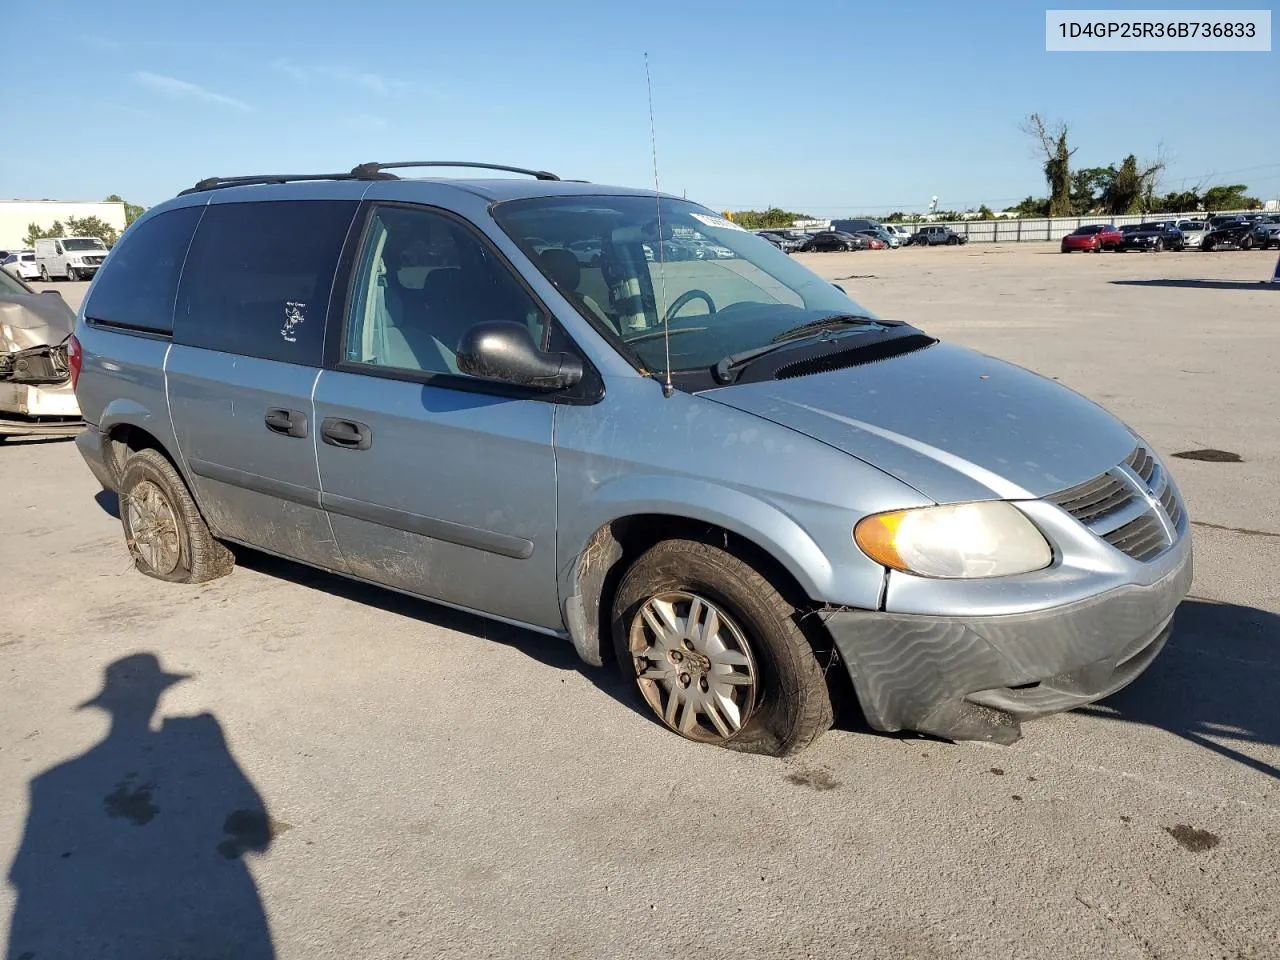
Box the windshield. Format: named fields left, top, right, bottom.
left=493, top=195, right=876, bottom=374
left=1178, top=221, right=1205, bottom=230
left=62, top=238, right=106, bottom=251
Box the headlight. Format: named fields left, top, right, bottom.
left=854, top=501, right=1052, bottom=579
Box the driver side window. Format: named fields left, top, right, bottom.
left=345, top=205, right=547, bottom=377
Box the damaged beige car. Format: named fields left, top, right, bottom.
left=0, top=269, right=82, bottom=441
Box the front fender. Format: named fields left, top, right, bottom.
left=583, top=474, right=834, bottom=599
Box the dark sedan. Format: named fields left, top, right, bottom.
left=1117, top=222, right=1184, bottom=252
left=1201, top=220, right=1258, bottom=251
left=799, top=231, right=869, bottom=252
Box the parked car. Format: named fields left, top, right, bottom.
left=799, top=231, right=869, bottom=252
left=1175, top=220, right=1208, bottom=249
left=857, top=233, right=888, bottom=250
left=70, top=160, right=1190, bottom=755
left=756, top=230, right=806, bottom=253
left=1060, top=225, right=1107, bottom=253
left=911, top=226, right=967, bottom=246
left=34, top=236, right=110, bottom=281
left=1201, top=220, right=1257, bottom=251
left=884, top=224, right=914, bottom=246
left=1, top=251, right=41, bottom=280
left=831, top=218, right=901, bottom=246
left=855, top=226, right=901, bottom=249
left=1117, top=222, right=1184, bottom=252
left=1249, top=216, right=1280, bottom=249
left=0, top=268, right=82, bottom=439
left=1096, top=225, right=1123, bottom=250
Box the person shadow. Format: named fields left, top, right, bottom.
left=5, top=654, right=277, bottom=960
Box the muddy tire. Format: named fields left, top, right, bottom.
left=118, top=448, right=234, bottom=584
left=611, top=538, right=834, bottom=756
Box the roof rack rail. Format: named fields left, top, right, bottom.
left=350, top=161, right=560, bottom=181
left=177, top=171, right=392, bottom=196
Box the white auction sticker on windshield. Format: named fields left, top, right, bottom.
left=690, top=213, right=746, bottom=232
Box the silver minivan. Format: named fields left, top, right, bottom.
left=70, top=162, right=1191, bottom=755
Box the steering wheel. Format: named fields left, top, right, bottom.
left=664, top=289, right=716, bottom=323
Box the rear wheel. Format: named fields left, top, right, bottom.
left=612, top=539, right=834, bottom=756
left=118, top=448, right=234, bottom=584
left=39, top=264, right=49, bottom=281
left=1240, top=235, right=1254, bottom=251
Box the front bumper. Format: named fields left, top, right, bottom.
left=822, top=532, right=1192, bottom=744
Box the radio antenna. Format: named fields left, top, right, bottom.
left=644, top=52, right=674, bottom=398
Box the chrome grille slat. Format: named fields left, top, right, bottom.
left=1050, top=445, right=1186, bottom=562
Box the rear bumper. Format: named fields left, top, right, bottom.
left=74, top=423, right=116, bottom=490
left=822, top=534, right=1193, bottom=744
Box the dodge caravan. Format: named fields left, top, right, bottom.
left=70, top=161, right=1192, bottom=755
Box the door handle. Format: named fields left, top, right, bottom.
left=265, top=408, right=308, bottom=438
left=321, top=417, right=372, bottom=451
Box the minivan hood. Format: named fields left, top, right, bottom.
left=703, top=341, right=1137, bottom=504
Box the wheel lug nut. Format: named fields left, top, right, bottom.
left=670, top=651, right=683, bottom=663
left=699, top=676, right=709, bottom=693
left=678, top=672, right=691, bottom=688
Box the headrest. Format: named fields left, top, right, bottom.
left=538, top=248, right=581, bottom=292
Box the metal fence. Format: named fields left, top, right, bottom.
left=894, top=210, right=1256, bottom=244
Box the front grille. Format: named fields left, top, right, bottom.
left=1047, top=445, right=1186, bottom=562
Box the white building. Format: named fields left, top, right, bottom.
left=0, top=200, right=128, bottom=252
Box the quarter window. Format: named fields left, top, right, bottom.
left=344, top=205, right=547, bottom=377
left=82, top=207, right=203, bottom=334
left=174, top=200, right=358, bottom=365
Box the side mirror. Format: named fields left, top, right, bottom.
left=456, top=322, right=584, bottom=391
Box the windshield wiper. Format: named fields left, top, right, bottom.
left=624, top=326, right=706, bottom=345
left=713, top=315, right=885, bottom=384
left=770, top=313, right=883, bottom=343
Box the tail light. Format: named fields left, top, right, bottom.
left=67, top=334, right=83, bottom=389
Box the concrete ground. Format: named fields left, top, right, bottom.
left=3, top=245, right=1279, bottom=959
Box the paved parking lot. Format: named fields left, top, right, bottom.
left=3, top=245, right=1279, bottom=959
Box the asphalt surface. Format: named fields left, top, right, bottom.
left=3, top=245, right=1279, bottom=959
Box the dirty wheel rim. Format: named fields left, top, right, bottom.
left=628, top=591, right=758, bottom=743
left=125, top=480, right=181, bottom=575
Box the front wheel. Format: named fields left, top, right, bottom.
left=39, top=264, right=49, bottom=281
left=66, top=265, right=78, bottom=281
left=1240, top=235, right=1254, bottom=251
left=118, top=448, right=235, bottom=583
left=612, top=539, right=834, bottom=756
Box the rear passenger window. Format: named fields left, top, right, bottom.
left=83, top=207, right=202, bottom=334
left=174, top=200, right=358, bottom=365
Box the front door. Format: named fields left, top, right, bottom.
left=313, top=202, right=562, bottom=630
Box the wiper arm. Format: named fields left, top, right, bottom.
left=713, top=315, right=885, bottom=384
left=770, top=314, right=884, bottom=343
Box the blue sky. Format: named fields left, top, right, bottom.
left=4, top=0, right=1277, bottom=213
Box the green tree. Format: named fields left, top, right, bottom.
left=104, top=194, right=146, bottom=226
left=1149, top=189, right=1202, bottom=214
left=727, top=207, right=813, bottom=230
left=1202, top=184, right=1260, bottom=211
left=1010, top=196, right=1050, bottom=218
left=1070, top=165, right=1116, bottom=214
left=23, top=221, right=66, bottom=246
left=64, top=215, right=119, bottom=247
left=1103, top=155, right=1144, bottom=215
left=1023, top=114, right=1074, bottom=217
left=975, top=204, right=995, bottom=220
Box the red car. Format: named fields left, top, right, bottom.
left=1060, top=225, right=1108, bottom=252
left=1097, top=224, right=1123, bottom=250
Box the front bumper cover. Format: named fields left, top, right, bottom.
left=822, top=538, right=1193, bottom=744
